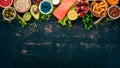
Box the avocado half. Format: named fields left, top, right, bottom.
left=30, top=5, right=40, bottom=20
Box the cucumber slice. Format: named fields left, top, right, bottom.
left=23, top=12, right=32, bottom=21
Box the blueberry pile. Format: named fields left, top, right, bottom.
left=40, top=1, right=52, bottom=13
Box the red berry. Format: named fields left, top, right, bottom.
left=79, top=12, right=84, bottom=17
left=77, top=0, right=82, bottom=2
left=81, top=6, right=84, bottom=10
left=84, top=1, right=88, bottom=5
left=83, top=0, right=89, bottom=5
left=77, top=0, right=83, bottom=4
left=76, top=6, right=81, bottom=12
left=76, top=2, right=80, bottom=6
left=84, top=6, right=89, bottom=14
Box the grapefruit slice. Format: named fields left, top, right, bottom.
left=14, top=0, right=31, bottom=13
left=0, top=0, right=13, bottom=8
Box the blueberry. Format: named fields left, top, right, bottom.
left=40, top=1, right=52, bottom=13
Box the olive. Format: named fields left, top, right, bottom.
left=3, top=7, right=16, bottom=20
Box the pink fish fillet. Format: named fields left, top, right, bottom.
left=53, top=0, right=77, bottom=21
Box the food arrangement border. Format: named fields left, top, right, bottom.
left=0, top=0, right=120, bottom=30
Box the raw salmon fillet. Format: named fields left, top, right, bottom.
left=53, top=0, right=77, bottom=21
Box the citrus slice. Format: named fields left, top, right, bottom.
left=68, top=10, right=78, bottom=20
left=107, top=0, right=119, bottom=5
left=0, top=0, right=13, bottom=8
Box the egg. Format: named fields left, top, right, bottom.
left=52, top=0, right=60, bottom=5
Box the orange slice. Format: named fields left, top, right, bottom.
left=107, top=0, right=119, bottom=5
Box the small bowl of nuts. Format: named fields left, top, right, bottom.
left=108, top=5, right=120, bottom=19
left=2, top=7, right=16, bottom=20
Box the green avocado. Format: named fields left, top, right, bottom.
left=30, top=5, right=40, bottom=20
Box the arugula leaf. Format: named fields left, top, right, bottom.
left=58, top=16, right=72, bottom=27
left=68, top=19, right=72, bottom=27
left=40, top=13, right=52, bottom=21
left=82, top=12, right=93, bottom=30
left=16, top=14, right=27, bottom=28
left=29, top=22, right=37, bottom=28
left=94, top=17, right=114, bottom=26
left=57, top=3, right=76, bottom=27
left=58, top=16, right=68, bottom=26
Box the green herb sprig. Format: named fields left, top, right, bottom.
left=82, top=12, right=93, bottom=30
left=16, top=14, right=27, bottom=28
left=40, top=13, right=52, bottom=21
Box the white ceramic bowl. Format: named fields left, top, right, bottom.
left=39, top=1, right=53, bottom=14
left=52, top=0, right=60, bottom=5
left=2, top=7, right=16, bottom=20
left=108, top=5, right=120, bottom=19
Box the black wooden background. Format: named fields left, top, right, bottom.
left=0, top=5, right=120, bottom=68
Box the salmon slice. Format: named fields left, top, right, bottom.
left=53, top=0, right=77, bottom=21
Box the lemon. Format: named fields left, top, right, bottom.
left=68, top=10, right=78, bottom=20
